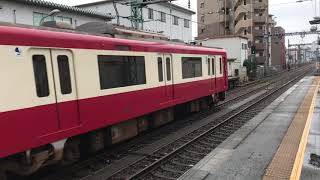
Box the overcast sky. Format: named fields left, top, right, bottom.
left=49, top=0, right=319, bottom=45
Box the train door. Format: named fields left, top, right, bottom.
left=51, top=49, right=80, bottom=130
left=164, top=54, right=174, bottom=102
left=158, top=54, right=174, bottom=103
left=30, top=49, right=59, bottom=135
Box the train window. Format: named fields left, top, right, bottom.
left=182, top=57, right=203, bottom=79
left=219, top=58, right=223, bottom=75
left=212, top=58, right=215, bottom=75
left=57, top=55, right=72, bottom=94
left=166, top=58, right=171, bottom=81
left=158, top=57, right=163, bottom=82
left=208, top=58, right=210, bottom=75
left=32, top=55, right=50, bottom=97
left=98, top=55, right=146, bottom=89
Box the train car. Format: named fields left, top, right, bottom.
left=0, top=24, right=228, bottom=176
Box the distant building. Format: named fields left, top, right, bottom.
left=0, top=0, right=113, bottom=28
left=271, top=26, right=286, bottom=68
left=197, top=0, right=272, bottom=65
left=76, top=0, right=195, bottom=42
left=197, top=35, right=249, bottom=83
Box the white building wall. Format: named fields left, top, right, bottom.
left=0, top=1, right=106, bottom=28
left=79, top=2, right=193, bottom=42
left=201, top=38, right=248, bottom=66
left=200, top=37, right=249, bottom=81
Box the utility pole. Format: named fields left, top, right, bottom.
left=229, top=0, right=235, bottom=34
left=224, top=0, right=227, bottom=35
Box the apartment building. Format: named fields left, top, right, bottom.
left=271, top=26, right=286, bottom=67
left=198, top=0, right=270, bottom=65
left=77, top=0, right=195, bottom=42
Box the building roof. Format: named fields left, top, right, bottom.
left=11, top=0, right=114, bottom=20
left=76, top=0, right=196, bottom=15
left=196, top=35, right=249, bottom=40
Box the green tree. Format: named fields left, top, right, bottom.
left=243, top=56, right=256, bottom=77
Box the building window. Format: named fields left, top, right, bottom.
left=244, top=0, right=247, bottom=5
left=148, top=8, right=154, bottom=20
left=98, top=55, right=146, bottom=89
left=244, top=14, right=247, bottom=20
left=201, top=15, right=205, bottom=23
left=208, top=58, right=210, bottom=75
left=159, top=11, right=166, bottom=22
left=182, top=57, right=203, bottom=79
left=212, top=58, right=215, bottom=75
left=200, top=2, right=205, bottom=8
left=201, top=28, right=205, bottom=33
left=244, top=29, right=247, bottom=35
left=173, top=16, right=179, bottom=25
left=166, top=58, right=172, bottom=81
left=57, top=55, right=72, bottom=94
left=242, top=43, right=248, bottom=50
left=158, top=57, right=163, bottom=82
left=33, top=12, right=72, bottom=26
left=219, top=58, right=223, bottom=75
left=54, top=16, right=72, bottom=24
left=184, top=19, right=190, bottom=28
left=32, top=55, right=50, bottom=97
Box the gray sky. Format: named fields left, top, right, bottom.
left=49, top=0, right=318, bottom=45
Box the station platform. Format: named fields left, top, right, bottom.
left=179, top=76, right=320, bottom=180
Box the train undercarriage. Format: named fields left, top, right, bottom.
left=0, top=92, right=226, bottom=179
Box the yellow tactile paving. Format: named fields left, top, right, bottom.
left=263, top=77, right=320, bottom=180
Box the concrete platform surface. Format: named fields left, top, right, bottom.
left=300, top=91, right=320, bottom=180
left=179, top=77, right=317, bottom=180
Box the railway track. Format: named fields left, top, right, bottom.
left=28, top=64, right=312, bottom=180
left=122, top=70, right=312, bottom=180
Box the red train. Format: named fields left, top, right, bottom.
left=0, top=24, right=228, bottom=175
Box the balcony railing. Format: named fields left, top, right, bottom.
left=253, top=15, right=267, bottom=23
left=254, top=1, right=268, bottom=10
left=235, top=19, right=251, bottom=33
left=235, top=4, right=250, bottom=21
left=255, top=56, right=267, bottom=64
left=253, top=29, right=264, bottom=36
left=255, top=43, right=265, bottom=50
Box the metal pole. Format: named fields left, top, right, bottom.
left=229, top=0, right=235, bottom=34
left=251, top=0, right=254, bottom=43
left=224, top=0, right=227, bottom=35
left=265, top=14, right=269, bottom=76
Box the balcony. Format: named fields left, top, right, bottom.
left=235, top=4, right=251, bottom=21
left=254, top=1, right=268, bottom=10
left=255, top=56, right=267, bottom=64
left=254, top=15, right=267, bottom=23
left=253, top=29, right=264, bottom=36
left=254, top=42, right=265, bottom=50
left=235, top=19, right=251, bottom=33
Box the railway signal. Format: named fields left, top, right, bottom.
left=251, top=45, right=256, bottom=55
